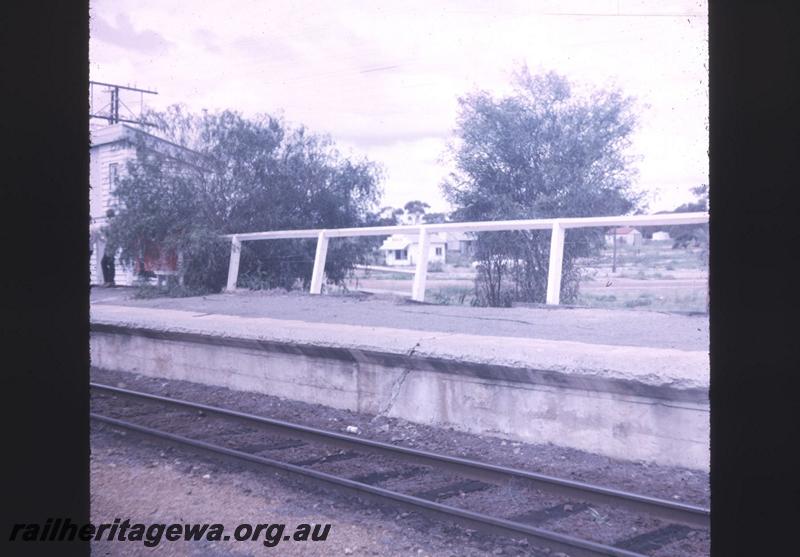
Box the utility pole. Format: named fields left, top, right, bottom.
left=612, top=228, right=617, bottom=273
left=89, top=81, right=158, bottom=127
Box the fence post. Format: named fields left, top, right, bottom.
left=225, top=236, right=242, bottom=292
left=545, top=222, right=565, bottom=305
left=411, top=227, right=430, bottom=302
left=310, top=230, right=329, bottom=295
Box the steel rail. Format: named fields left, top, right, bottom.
left=91, top=383, right=709, bottom=528
left=91, top=412, right=648, bottom=557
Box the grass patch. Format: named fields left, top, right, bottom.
left=576, top=287, right=707, bottom=313
left=375, top=272, right=414, bottom=280
left=446, top=252, right=475, bottom=268
left=616, top=270, right=676, bottom=280
left=133, top=283, right=212, bottom=299
left=354, top=270, right=414, bottom=280
left=427, top=286, right=474, bottom=305
left=589, top=294, right=617, bottom=302
left=579, top=242, right=708, bottom=273
left=624, top=294, right=654, bottom=308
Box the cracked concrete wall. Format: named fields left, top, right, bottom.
left=388, top=370, right=708, bottom=470
left=91, top=331, right=405, bottom=414
left=91, top=328, right=709, bottom=471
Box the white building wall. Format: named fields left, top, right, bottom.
left=384, top=250, right=407, bottom=266
left=383, top=242, right=446, bottom=266
left=89, top=126, right=137, bottom=286
left=89, top=142, right=135, bottom=221
left=409, top=242, right=446, bottom=265
left=605, top=231, right=642, bottom=247
left=623, top=232, right=642, bottom=246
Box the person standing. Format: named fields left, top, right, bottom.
left=100, top=209, right=116, bottom=286
left=101, top=253, right=115, bottom=286
left=89, top=217, right=94, bottom=259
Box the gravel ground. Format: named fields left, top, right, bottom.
left=90, top=287, right=708, bottom=351
left=91, top=368, right=709, bottom=556
left=92, top=428, right=518, bottom=557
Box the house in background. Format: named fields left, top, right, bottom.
left=89, top=123, right=206, bottom=285
left=605, top=226, right=643, bottom=247
left=379, top=233, right=448, bottom=266
left=651, top=231, right=671, bottom=241
left=445, top=231, right=475, bottom=256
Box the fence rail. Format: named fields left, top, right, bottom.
left=222, top=212, right=708, bottom=304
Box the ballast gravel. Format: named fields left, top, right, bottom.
left=91, top=367, right=709, bottom=556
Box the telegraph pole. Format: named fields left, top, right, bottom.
left=89, top=81, right=158, bottom=127
left=612, top=228, right=617, bottom=273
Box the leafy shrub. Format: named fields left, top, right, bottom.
left=443, top=70, right=640, bottom=307
left=133, top=282, right=210, bottom=299
left=624, top=295, right=653, bottom=308
left=106, top=105, right=383, bottom=299
left=593, top=294, right=617, bottom=302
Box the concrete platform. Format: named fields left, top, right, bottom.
left=90, top=295, right=709, bottom=472
left=90, top=287, right=709, bottom=351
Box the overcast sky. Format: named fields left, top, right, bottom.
left=90, top=0, right=708, bottom=214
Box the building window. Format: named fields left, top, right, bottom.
left=109, top=163, right=119, bottom=187
left=435, top=247, right=443, bottom=256
left=394, top=249, right=407, bottom=260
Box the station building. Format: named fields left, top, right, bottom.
left=89, top=123, right=205, bottom=285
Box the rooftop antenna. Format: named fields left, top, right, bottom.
left=89, top=80, right=158, bottom=127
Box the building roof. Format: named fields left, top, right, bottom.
left=90, top=123, right=198, bottom=153
left=379, top=233, right=447, bottom=251
left=90, top=123, right=210, bottom=171
left=90, top=123, right=131, bottom=147
left=379, top=237, right=411, bottom=251
left=607, top=226, right=641, bottom=235
left=445, top=231, right=475, bottom=242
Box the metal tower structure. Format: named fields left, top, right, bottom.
left=89, top=81, right=158, bottom=127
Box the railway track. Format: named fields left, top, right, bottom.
left=91, top=382, right=709, bottom=557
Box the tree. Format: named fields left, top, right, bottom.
left=375, top=206, right=406, bottom=225
left=443, top=69, right=641, bottom=306
left=402, top=200, right=430, bottom=224
left=107, top=105, right=383, bottom=294
left=423, top=212, right=448, bottom=224
left=660, top=184, right=708, bottom=249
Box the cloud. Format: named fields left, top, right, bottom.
left=337, top=128, right=449, bottom=148
left=193, top=29, right=222, bottom=54
left=88, top=0, right=707, bottom=214
left=91, top=13, right=173, bottom=55
left=231, top=34, right=300, bottom=63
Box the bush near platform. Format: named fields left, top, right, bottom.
left=106, top=106, right=384, bottom=296
left=443, top=69, right=641, bottom=307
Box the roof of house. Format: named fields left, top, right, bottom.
left=445, top=231, right=475, bottom=242
left=380, top=237, right=411, bottom=251
left=607, top=226, right=641, bottom=235
left=379, top=233, right=447, bottom=250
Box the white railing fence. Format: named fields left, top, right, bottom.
left=222, top=212, right=708, bottom=305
